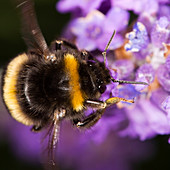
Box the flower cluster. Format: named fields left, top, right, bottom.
left=0, top=0, right=169, bottom=170
left=56, top=0, right=170, bottom=142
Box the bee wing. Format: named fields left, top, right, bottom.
left=16, top=0, right=50, bottom=56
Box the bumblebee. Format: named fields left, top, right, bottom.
left=1, top=0, right=147, bottom=163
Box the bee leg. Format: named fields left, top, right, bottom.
left=76, top=100, right=106, bottom=128
left=31, top=125, right=42, bottom=132
left=76, top=97, right=134, bottom=129
left=104, top=97, right=134, bottom=106
left=85, top=97, right=134, bottom=109
left=76, top=109, right=105, bottom=129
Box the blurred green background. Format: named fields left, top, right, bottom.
left=0, top=1, right=170, bottom=170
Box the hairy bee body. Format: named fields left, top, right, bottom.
left=2, top=42, right=111, bottom=128
left=1, top=1, right=147, bottom=163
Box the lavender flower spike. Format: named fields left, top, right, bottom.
left=162, top=96, right=170, bottom=116
left=71, top=10, right=105, bottom=51
left=125, top=22, right=149, bottom=52
left=151, top=16, right=170, bottom=48
left=135, top=64, right=155, bottom=91
left=157, top=64, right=170, bottom=92
left=56, top=0, right=103, bottom=14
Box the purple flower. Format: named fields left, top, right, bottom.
left=149, top=45, right=167, bottom=69
left=125, top=17, right=169, bottom=69
left=71, top=10, right=105, bottom=51
left=121, top=15, right=170, bottom=142
left=151, top=88, right=169, bottom=109
left=125, top=22, right=149, bottom=52
left=120, top=99, right=170, bottom=140
left=2, top=0, right=170, bottom=168
left=151, top=17, right=170, bottom=48
left=158, top=4, right=170, bottom=20
left=118, top=85, right=140, bottom=100
left=70, top=7, right=129, bottom=51
left=157, top=64, right=170, bottom=92
left=66, top=1, right=170, bottom=145
left=135, top=64, right=155, bottom=91
left=111, top=0, right=159, bottom=15
left=104, top=7, right=129, bottom=32
left=112, top=59, right=134, bottom=79
left=138, top=14, right=155, bottom=34
left=149, top=89, right=170, bottom=134
left=157, top=0, right=170, bottom=3
left=161, top=96, right=170, bottom=115
left=56, top=0, right=103, bottom=14
left=165, top=55, right=170, bottom=72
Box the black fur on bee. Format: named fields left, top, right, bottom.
left=2, top=41, right=111, bottom=129
left=1, top=0, right=148, bottom=165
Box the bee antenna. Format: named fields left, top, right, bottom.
left=111, top=78, right=148, bottom=85
left=102, top=30, right=116, bottom=65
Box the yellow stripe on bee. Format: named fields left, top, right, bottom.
left=3, top=53, right=34, bottom=126
left=64, top=54, right=84, bottom=111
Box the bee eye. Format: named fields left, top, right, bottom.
left=98, top=84, right=106, bottom=94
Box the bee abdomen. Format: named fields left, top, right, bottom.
left=2, top=53, right=35, bottom=125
